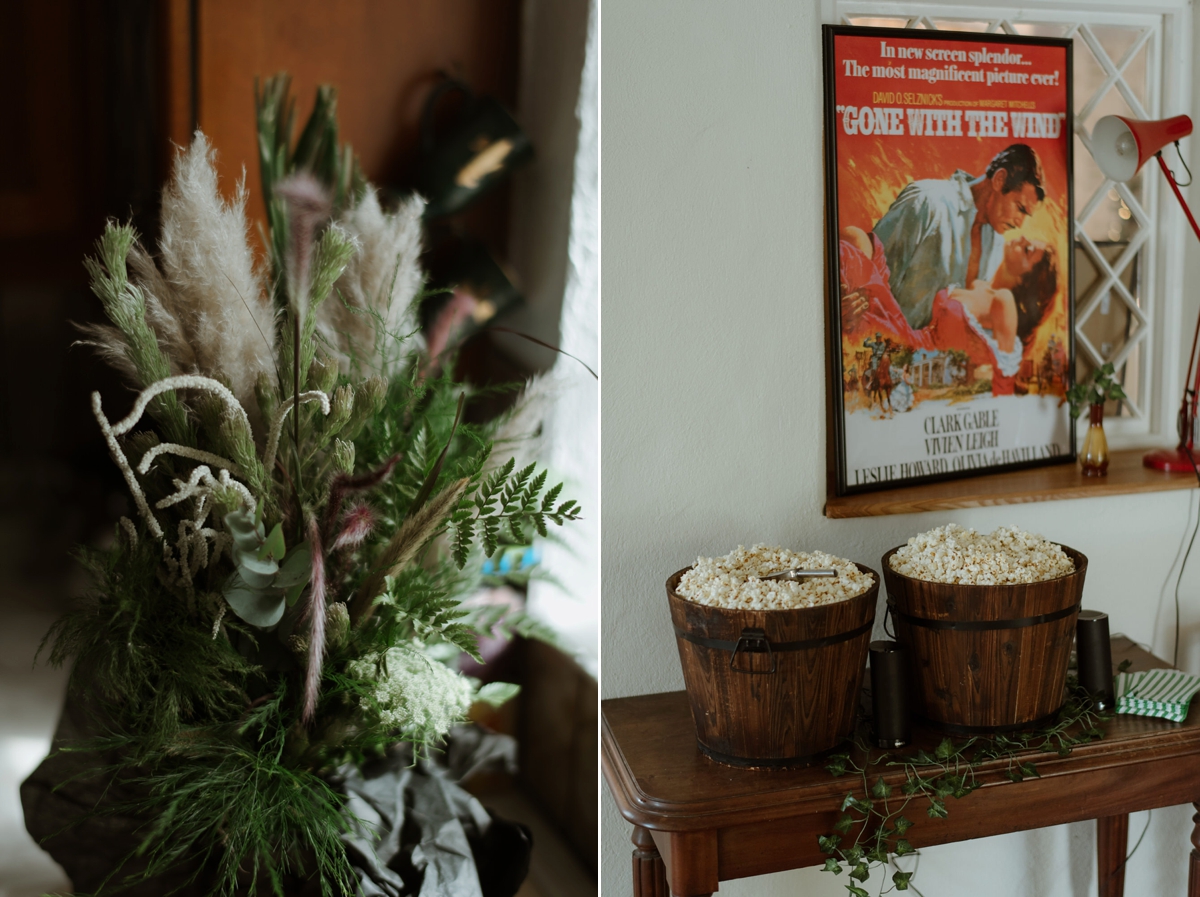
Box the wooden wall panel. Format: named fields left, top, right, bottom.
left=176, top=0, right=520, bottom=241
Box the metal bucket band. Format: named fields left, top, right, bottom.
left=887, top=601, right=1080, bottom=632
left=672, top=618, right=875, bottom=654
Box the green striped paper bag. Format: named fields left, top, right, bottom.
left=1115, top=669, right=1200, bottom=722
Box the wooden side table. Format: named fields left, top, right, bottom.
left=602, top=639, right=1200, bottom=896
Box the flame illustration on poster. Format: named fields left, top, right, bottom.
left=823, top=26, right=1074, bottom=495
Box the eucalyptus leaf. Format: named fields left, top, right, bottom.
left=225, top=507, right=263, bottom=540
left=236, top=551, right=279, bottom=588
left=224, top=580, right=288, bottom=628
left=275, top=542, right=313, bottom=588
left=258, top=522, right=286, bottom=562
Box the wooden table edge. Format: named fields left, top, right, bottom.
left=603, top=704, right=1200, bottom=832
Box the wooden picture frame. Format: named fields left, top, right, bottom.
left=823, top=25, right=1075, bottom=496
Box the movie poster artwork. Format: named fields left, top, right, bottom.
left=823, top=26, right=1075, bottom=495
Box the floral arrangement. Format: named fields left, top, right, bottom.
left=44, top=75, right=578, bottom=895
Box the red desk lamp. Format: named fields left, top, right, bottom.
left=1092, top=113, right=1197, bottom=471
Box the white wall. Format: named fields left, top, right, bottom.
left=601, top=2, right=1200, bottom=895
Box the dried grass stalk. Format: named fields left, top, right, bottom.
left=350, top=477, right=468, bottom=625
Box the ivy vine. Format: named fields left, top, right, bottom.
left=819, top=678, right=1113, bottom=895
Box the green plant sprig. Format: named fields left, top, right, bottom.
left=819, top=681, right=1109, bottom=894
left=1066, top=361, right=1127, bottom=419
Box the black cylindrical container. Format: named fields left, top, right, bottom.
left=870, top=640, right=911, bottom=748
left=1076, top=610, right=1115, bottom=710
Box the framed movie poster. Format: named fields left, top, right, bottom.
left=823, top=26, right=1075, bottom=495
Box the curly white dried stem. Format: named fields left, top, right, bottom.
left=262, top=390, right=332, bottom=472
left=92, top=392, right=164, bottom=540
left=138, top=442, right=244, bottom=478
left=156, top=464, right=255, bottom=512
left=107, top=374, right=252, bottom=437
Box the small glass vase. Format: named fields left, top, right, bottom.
left=1080, top=403, right=1109, bottom=477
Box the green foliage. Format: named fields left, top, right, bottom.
left=83, top=225, right=192, bottom=445
left=43, top=539, right=255, bottom=751
left=1067, top=361, right=1127, bottom=418
left=91, top=692, right=355, bottom=896
left=817, top=680, right=1110, bottom=893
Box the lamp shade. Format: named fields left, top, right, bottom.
left=1093, top=114, right=1193, bottom=182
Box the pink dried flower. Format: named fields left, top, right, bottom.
left=332, top=502, right=376, bottom=552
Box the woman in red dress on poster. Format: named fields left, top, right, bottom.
left=839, top=226, right=1058, bottom=397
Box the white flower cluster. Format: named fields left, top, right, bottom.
left=349, top=648, right=474, bottom=739
left=675, top=545, right=872, bottom=610
left=889, top=524, right=1074, bottom=585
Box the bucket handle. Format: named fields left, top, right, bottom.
left=672, top=619, right=875, bottom=674
left=729, top=628, right=775, bottom=674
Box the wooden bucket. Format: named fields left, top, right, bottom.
left=881, top=545, right=1087, bottom=733
left=666, top=564, right=879, bottom=767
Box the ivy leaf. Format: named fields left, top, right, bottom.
left=843, top=845, right=864, bottom=865
left=849, top=863, right=870, bottom=883
left=893, top=870, right=913, bottom=890
left=846, top=885, right=870, bottom=897
left=893, top=815, right=913, bottom=835
left=822, top=858, right=843, bottom=875
left=894, top=839, right=915, bottom=856
left=901, top=778, right=921, bottom=796
left=934, top=737, right=955, bottom=760
left=870, top=777, right=892, bottom=800
left=826, top=758, right=847, bottom=777
left=833, top=814, right=856, bottom=834
left=840, top=792, right=858, bottom=812
left=927, top=798, right=947, bottom=819
left=818, top=834, right=841, bottom=854
left=1118, top=658, right=1132, bottom=673
left=866, top=844, right=888, bottom=864
left=1019, top=762, right=1040, bottom=779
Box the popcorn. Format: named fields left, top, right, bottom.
left=889, top=524, right=1074, bottom=585
left=675, top=545, right=872, bottom=610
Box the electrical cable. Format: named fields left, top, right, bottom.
left=1099, top=808, right=1154, bottom=891
left=1173, top=140, right=1194, bottom=188
left=1175, top=446, right=1200, bottom=668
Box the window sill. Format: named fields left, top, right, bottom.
left=825, top=449, right=1197, bottom=519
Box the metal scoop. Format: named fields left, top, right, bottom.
left=760, top=568, right=838, bottom=582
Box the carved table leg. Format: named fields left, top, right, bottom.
left=1097, top=813, right=1129, bottom=897
left=633, top=826, right=670, bottom=897
left=1189, top=803, right=1200, bottom=897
